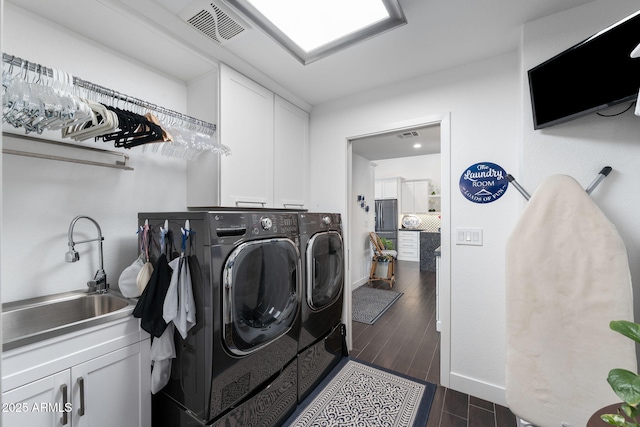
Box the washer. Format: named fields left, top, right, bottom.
left=141, top=210, right=300, bottom=426
left=296, top=212, right=346, bottom=402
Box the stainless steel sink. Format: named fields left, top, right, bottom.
left=2, top=291, right=136, bottom=351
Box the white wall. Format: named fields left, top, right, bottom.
left=309, top=0, right=640, bottom=407
left=350, top=154, right=376, bottom=290
left=309, top=52, right=520, bottom=404
left=374, top=154, right=442, bottom=191
left=2, top=4, right=197, bottom=302
left=522, top=2, right=640, bottom=319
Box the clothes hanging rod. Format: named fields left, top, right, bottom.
left=2, top=53, right=216, bottom=134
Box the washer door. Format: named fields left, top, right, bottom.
left=223, top=238, right=300, bottom=356
left=307, top=231, right=344, bottom=310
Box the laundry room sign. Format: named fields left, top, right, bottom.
left=459, top=162, right=508, bottom=203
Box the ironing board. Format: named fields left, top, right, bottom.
left=505, top=175, right=636, bottom=427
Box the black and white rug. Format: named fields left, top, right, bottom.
left=352, top=286, right=403, bottom=324
left=285, top=358, right=436, bottom=427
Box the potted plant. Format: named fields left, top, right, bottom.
left=380, top=237, right=394, bottom=250
left=600, top=320, right=640, bottom=426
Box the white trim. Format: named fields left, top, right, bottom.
left=449, top=371, right=508, bottom=407
left=344, top=113, right=451, bottom=390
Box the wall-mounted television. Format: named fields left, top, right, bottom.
left=528, top=10, right=640, bottom=130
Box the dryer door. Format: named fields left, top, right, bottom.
left=222, top=238, right=300, bottom=356
left=307, top=231, right=344, bottom=310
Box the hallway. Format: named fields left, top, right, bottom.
left=349, top=260, right=517, bottom=427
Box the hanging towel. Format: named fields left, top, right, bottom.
left=163, top=255, right=196, bottom=339
left=150, top=323, right=176, bottom=394
left=505, top=174, right=636, bottom=427
left=133, top=253, right=172, bottom=337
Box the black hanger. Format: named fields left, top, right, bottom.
left=96, top=106, right=164, bottom=148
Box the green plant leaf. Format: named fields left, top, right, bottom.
left=608, top=369, right=640, bottom=406
left=620, top=403, right=640, bottom=419
left=610, top=321, right=640, bottom=344
left=600, top=413, right=627, bottom=426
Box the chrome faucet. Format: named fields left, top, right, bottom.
left=66, top=215, right=108, bottom=293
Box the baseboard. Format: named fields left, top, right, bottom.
left=351, top=276, right=368, bottom=291
left=449, top=372, right=507, bottom=407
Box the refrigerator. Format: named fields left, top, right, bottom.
left=375, top=199, right=398, bottom=249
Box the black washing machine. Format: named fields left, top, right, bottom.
left=296, top=212, right=346, bottom=403
left=140, top=210, right=301, bottom=427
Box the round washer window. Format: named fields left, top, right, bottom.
left=223, top=238, right=299, bottom=355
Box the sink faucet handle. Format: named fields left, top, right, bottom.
left=65, top=248, right=80, bottom=263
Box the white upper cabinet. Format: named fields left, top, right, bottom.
left=187, top=64, right=309, bottom=209
left=273, top=95, right=308, bottom=209
left=375, top=178, right=401, bottom=199
left=401, top=179, right=431, bottom=213
left=219, top=64, right=275, bottom=208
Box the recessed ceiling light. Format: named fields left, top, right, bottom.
left=225, top=0, right=406, bottom=64
left=413, top=143, right=422, bottom=148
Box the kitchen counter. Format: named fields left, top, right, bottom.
left=420, top=232, right=441, bottom=271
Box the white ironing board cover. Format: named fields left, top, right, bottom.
left=505, top=175, right=636, bottom=427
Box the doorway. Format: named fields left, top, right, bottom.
left=344, top=113, right=451, bottom=387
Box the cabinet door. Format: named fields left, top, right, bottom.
left=401, top=182, right=414, bottom=213
left=273, top=95, right=308, bottom=209
left=374, top=181, right=383, bottom=199
left=2, top=370, right=70, bottom=427
left=382, top=179, right=397, bottom=199
left=72, top=342, right=150, bottom=427
left=414, top=181, right=430, bottom=213
left=220, top=64, right=274, bottom=208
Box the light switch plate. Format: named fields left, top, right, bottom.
left=455, top=228, right=483, bottom=246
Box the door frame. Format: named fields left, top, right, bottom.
left=344, top=112, right=451, bottom=387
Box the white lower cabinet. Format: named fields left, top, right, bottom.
left=397, top=231, right=419, bottom=262
left=3, top=371, right=68, bottom=427
left=2, top=317, right=150, bottom=427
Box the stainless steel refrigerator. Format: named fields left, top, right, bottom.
left=374, top=199, right=398, bottom=249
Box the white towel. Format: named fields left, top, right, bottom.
left=163, top=256, right=196, bottom=339
left=150, top=323, right=175, bottom=394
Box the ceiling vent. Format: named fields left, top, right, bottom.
left=179, top=0, right=251, bottom=45
left=398, top=131, right=420, bottom=139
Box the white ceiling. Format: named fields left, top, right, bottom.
left=6, top=0, right=597, bottom=109
left=352, top=124, right=441, bottom=160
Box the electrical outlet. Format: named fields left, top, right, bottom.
left=455, top=228, right=483, bottom=246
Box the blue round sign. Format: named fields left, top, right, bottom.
left=459, top=162, right=509, bottom=204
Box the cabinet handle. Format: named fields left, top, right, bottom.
left=77, top=376, right=85, bottom=416
left=235, top=200, right=266, bottom=207
left=60, top=384, right=69, bottom=425
left=283, top=203, right=304, bottom=208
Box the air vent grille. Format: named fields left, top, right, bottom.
left=398, top=131, right=420, bottom=138
left=212, top=4, right=245, bottom=40
left=182, top=1, right=249, bottom=45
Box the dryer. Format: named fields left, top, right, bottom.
left=141, top=210, right=301, bottom=427
left=296, top=212, right=346, bottom=402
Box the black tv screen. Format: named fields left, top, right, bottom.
left=528, top=10, right=640, bottom=129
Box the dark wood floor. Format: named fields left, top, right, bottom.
left=349, top=260, right=518, bottom=427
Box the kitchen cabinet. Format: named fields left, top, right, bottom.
left=2, top=317, right=150, bottom=427
left=397, top=230, right=419, bottom=262
left=375, top=178, right=401, bottom=199
left=189, top=64, right=309, bottom=209
left=401, top=180, right=431, bottom=213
